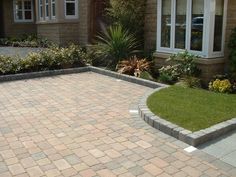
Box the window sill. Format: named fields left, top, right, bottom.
left=153, top=52, right=225, bottom=65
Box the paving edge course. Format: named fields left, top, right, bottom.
left=0, top=66, right=235, bottom=147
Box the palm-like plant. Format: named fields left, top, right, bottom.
left=96, top=25, right=139, bottom=69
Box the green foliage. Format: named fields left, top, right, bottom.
left=106, top=0, right=146, bottom=42
left=178, top=76, right=202, bottom=88
left=228, top=28, right=236, bottom=73
left=159, top=51, right=201, bottom=84
left=158, top=65, right=180, bottom=84
left=0, top=44, right=87, bottom=75
left=0, top=34, right=54, bottom=48
left=168, top=50, right=201, bottom=77
left=96, top=25, right=139, bottom=69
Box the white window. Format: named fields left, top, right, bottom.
left=65, top=0, right=78, bottom=19
left=38, top=0, right=43, bottom=20
left=13, top=0, right=33, bottom=22
left=157, top=0, right=228, bottom=58
left=45, top=0, right=49, bottom=19
left=51, top=0, right=56, bottom=19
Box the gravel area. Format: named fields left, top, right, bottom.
left=0, top=47, right=43, bottom=58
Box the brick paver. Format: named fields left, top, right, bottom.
left=0, top=72, right=234, bottom=176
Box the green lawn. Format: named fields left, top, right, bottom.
left=147, top=86, right=236, bottom=132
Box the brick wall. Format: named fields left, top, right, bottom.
left=145, top=0, right=236, bottom=83
left=37, top=0, right=91, bottom=46
left=2, top=0, right=36, bottom=37
left=144, top=0, right=157, bottom=51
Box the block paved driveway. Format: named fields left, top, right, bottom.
left=0, top=72, right=234, bottom=177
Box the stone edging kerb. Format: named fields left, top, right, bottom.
left=138, top=87, right=236, bottom=146
left=0, top=66, right=167, bottom=88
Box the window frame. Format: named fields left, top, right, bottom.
left=13, top=0, right=34, bottom=23
left=64, top=0, right=78, bottom=19
left=156, top=0, right=228, bottom=58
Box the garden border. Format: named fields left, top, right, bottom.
left=138, top=87, right=236, bottom=146
left=0, top=66, right=235, bottom=147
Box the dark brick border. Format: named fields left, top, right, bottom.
left=138, top=87, right=236, bottom=147
left=0, top=66, right=235, bottom=147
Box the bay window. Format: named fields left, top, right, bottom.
left=13, top=0, right=33, bottom=22
left=157, top=0, right=228, bottom=58
left=65, top=0, right=78, bottom=19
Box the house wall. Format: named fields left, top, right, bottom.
left=2, top=0, right=36, bottom=37
left=36, top=0, right=91, bottom=46
left=144, top=0, right=236, bottom=83
left=0, top=0, right=4, bottom=37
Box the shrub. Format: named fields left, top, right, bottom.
left=96, top=25, right=139, bottom=69
left=116, top=56, right=150, bottom=77
left=209, top=79, right=232, bottom=93
left=0, top=44, right=87, bottom=75
left=179, top=76, right=202, bottom=88
left=168, top=50, right=201, bottom=77
left=159, top=65, right=180, bottom=84
left=106, top=0, right=146, bottom=43
left=228, top=28, right=236, bottom=73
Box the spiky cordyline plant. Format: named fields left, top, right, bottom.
left=96, top=24, right=140, bottom=69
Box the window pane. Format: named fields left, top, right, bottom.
left=66, top=3, right=75, bottom=16
left=24, top=11, right=32, bottom=19
left=16, top=11, right=23, bottom=20
left=15, top=1, right=23, bottom=10
left=24, top=1, right=31, bottom=10
left=191, top=0, right=204, bottom=51
left=161, top=0, right=171, bottom=48
left=214, top=0, right=224, bottom=52
left=175, top=0, right=187, bottom=49
left=52, top=4, right=56, bottom=16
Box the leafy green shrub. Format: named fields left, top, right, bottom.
left=0, top=34, right=54, bottom=48
left=86, top=45, right=108, bottom=67
left=106, top=0, right=146, bottom=43
left=159, top=50, right=201, bottom=84
left=96, top=25, right=139, bottom=69
left=0, top=44, right=87, bottom=75
left=159, top=65, right=180, bottom=84
left=179, top=76, right=202, bottom=88
left=168, top=50, right=201, bottom=77
left=228, top=28, right=236, bottom=73
left=209, top=79, right=232, bottom=93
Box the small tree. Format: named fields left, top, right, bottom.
left=106, top=0, right=146, bottom=44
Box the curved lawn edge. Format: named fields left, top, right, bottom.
left=138, top=87, right=236, bottom=146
